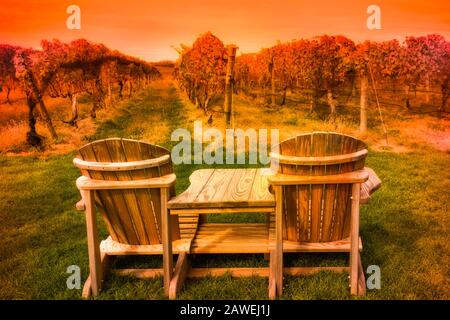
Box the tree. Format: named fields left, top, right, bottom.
left=272, top=42, right=298, bottom=106
left=175, top=32, right=227, bottom=112
left=402, top=35, right=448, bottom=110
left=8, top=38, right=161, bottom=146
left=0, top=45, right=18, bottom=104
left=313, top=35, right=355, bottom=114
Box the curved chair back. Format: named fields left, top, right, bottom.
left=74, top=138, right=180, bottom=245
left=270, top=132, right=367, bottom=242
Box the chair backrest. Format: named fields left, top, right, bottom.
left=270, top=132, right=367, bottom=243
left=74, top=138, right=180, bottom=245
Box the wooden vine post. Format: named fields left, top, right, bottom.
left=224, top=45, right=237, bottom=126
left=269, top=52, right=276, bottom=107
left=360, top=73, right=368, bottom=133
left=33, top=87, right=58, bottom=140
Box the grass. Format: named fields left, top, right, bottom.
left=0, top=78, right=449, bottom=300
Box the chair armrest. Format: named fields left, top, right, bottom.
left=270, top=149, right=367, bottom=165
left=268, top=169, right=369, bottom=186
left=76, top=173, right=176, bottom=191
left=73, top=155, right=170, bottom=171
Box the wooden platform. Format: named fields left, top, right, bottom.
left=191, top=223, right=269, bottom=253
left=189, top=223, right=362, bottom=254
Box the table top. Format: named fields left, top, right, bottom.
left=168, top=168, right=275, bottom=210
left=167, top=167, right=381, bottom=210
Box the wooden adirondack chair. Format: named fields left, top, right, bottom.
left=73, top=138, right=198, bottom=298
left=267, top=132, right=369, bottom=298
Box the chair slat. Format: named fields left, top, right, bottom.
left=79, top=143, right=128, bottom=243
left=75, top=138, right=183, bottom=245
left=120, top=140, right=161, bottom=244
left=271, top=132, right=368, bottom=243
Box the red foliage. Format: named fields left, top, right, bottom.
left=174, top=32, right=226, bottom=111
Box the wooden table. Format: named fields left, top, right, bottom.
left=167, top=167, right=381, bottom=255
left=168, top=168, right=276, bottom=214
left=168, top=168, right=275, bottom=254
left=168, top=167, right=381, bottom=214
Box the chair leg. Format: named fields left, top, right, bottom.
left=161, top=188, right=173, bottom=296
left=82, top=253, right=114, bottom=299
left=268, top=250, right=277, bottom=300
left=84, top=190, right=103, bottom=296
left=349, top=249, right=359, bottom=295
left=357, top=253, right=366, bottom=296
left=275, top=249, right=283, bottom=296
left=274, top=186, right=283, bottom=297
left=169, top=253, right=190, bottom=299
left=82, top=275, right=92, bottom=298
left=350, top=183, right=361, bottom=296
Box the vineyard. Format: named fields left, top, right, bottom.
left=0, top=39, right=161, bottom=149
left=174, top=32, right=450, bottom=136
left=1, top=33, right=449, bottom=153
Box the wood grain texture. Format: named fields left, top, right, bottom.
left=270, top=148, right=367, bottom=165
left=171, top=207, right=275, bottom=215
left=267, top=132, right=372, bottom=297
left=73, top=154, right=170, bottom=171
left=161, top=187, right=172, bottom=295
left=350, top=183, right=361, bottom=295
left=169, top=252, right=190, bottom=299
left=168, top=169, right=214, bottom=207
left=76, top=174, right=176, bottom=190
left=190, top=223, right=269, bottom=253
left=268, top=170, right=369, bottom=185
left=84, top=190, right=103, bottom=296
left=168, top=169, right=275, bottom=209
left=268, top=250, right=277, bottom=300
left=74, top=138, right=184, bottom=246
left=274, top=185, right=283, bottom=296
left=74, top=138, right=200, bottom=298
left=270, top=132, right=369, bottom=243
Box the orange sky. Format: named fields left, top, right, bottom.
left=1, top=0, right=449, bottom=61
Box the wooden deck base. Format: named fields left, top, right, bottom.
left=279, top=238, right=363, bottom=252
left=190, top=223, right=362, bottom=254
left=191, top=223, right=269, bottom=254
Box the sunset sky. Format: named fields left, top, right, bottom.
left=1, top=0, right=449, bottom=61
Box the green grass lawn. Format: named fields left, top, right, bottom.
left=0, top=82, right=449, bottom=299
